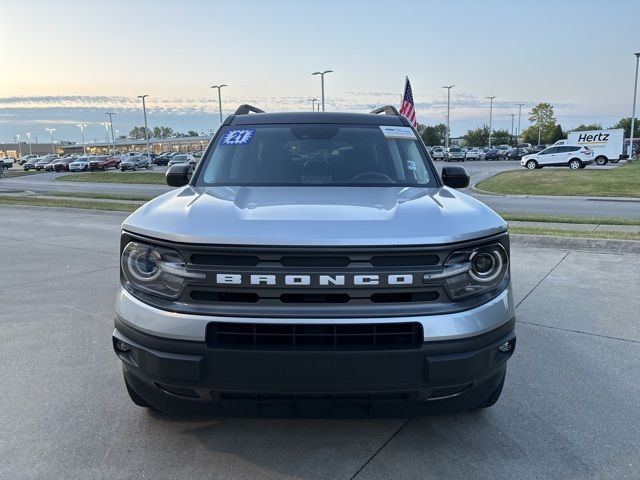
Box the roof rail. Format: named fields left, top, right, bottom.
left=370, top=105, right=400, bottom=116
left=234, top=104, right=265, bottom=115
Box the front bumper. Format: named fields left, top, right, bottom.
left=114, top=285, right=515, bottom=414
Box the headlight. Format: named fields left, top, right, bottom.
left=430, top=243, right=509, bottom=300
left=121, top=241, right=204, bottom=299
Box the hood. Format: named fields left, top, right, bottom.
left=123, top=186, right=507, bottom=246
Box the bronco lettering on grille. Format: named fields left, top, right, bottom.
left=214, top=273, right=415, bottom=287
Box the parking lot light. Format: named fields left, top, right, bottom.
left=486, top=96, right=496, bottom=147
left=76, top=124, right=87, bottom=155
left=137, top=95, right=151, bottom=160
left=629, top=53, right=640, bottom=160
left=312, top=70, right=333, bottom=111
left=210, top=85, right=227, bottom=124
left=26, top=132, right=32, bottom=155
left=105, top=113, right=117, bottom=155
left=442, top=85, right=454, bottom=149
left=45, top=128, right=56, bottom=154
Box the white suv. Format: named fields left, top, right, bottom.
left=431, top=146, right=445, bottom=160
left=521, top=145, right=594, bottom=170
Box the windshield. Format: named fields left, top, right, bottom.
left=196, top=124, right=436, bottom=187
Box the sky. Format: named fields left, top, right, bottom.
left=1, top=0, right=639, bottom=144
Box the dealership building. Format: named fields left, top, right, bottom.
left=1, top=135, right=212, bottom=159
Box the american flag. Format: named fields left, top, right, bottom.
left=399, top=77, right=417, bottom=127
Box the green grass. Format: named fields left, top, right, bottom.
left=2, top=169, right=42, bottom=178
left=477, top=161, right=640, bottom=198
left=510, top=226, right=640, bottom=241
left=0, top=195, right=139, bottom=212
left=46, top=191, right=157, bottom=201
left=56, top=171, right=165, bottom=184
left=500, top=212, right=640, bottom=226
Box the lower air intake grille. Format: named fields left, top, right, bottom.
left=206, top=322, right=423, bottom=350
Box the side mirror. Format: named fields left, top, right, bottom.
left=441, top=165, right=470, bottom=189
left=166, top=163, right=193, bottom=187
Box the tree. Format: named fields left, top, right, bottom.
left=151, top=126, right=174, bottom=139
left=610, top=117, right=640, bottom=138
left=186, top=130, right=200, bottom=137
left=129, top=126, right=152, bottom=139
left=464, top=125, right=490, bottom=146
left=417, top=123, right=446, bottom=146
left=572, top=123, right=602, bottom=132
left=550, top=124, right=565, bottom=144
left=491, top=129, right=513, bottom=146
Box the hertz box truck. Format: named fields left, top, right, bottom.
left=554, top=129, right=625, bottom=165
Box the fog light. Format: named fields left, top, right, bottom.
left=498, top=341, right=513, bottom=353
left=116, top=340, right=130, bottom=353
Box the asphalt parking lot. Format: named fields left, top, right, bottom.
left=1, top=205, right=639, bottom=479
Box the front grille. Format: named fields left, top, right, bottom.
left=206, top=322, right=423, bottom=350
left=121, top=232, right=509, bottom=318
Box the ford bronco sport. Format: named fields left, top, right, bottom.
left=113, top=105, right=515, bottom=416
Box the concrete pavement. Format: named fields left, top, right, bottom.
left=1, top=205, right=639, bottom=479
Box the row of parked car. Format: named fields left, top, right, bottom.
left=19, top=150, right=204, bottom=173
left=426, top=144, right=546, bottom=162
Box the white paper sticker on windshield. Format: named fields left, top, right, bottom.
left=380, top=125, right=416, bottom=140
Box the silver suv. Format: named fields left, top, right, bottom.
left=113, top=105, right=515, bottom=416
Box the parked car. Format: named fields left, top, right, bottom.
left=68, top=156, right=93, bottom=172
left=88, top=155, right=119, bottom=171
left=507, top=149, right=526, bottom=160
left=1, top=157, right=15, bottom=168
left=120, top=155, right=152, bottom=171
left=168, top=153, right=196, bottom=167
left=52, top=158, right=76, bottom=172
left=445, top=147, right=465, bottom=162
left=154, top=152, right=173, bottom=165
left=18, top=154, right=38, bottom=165
left=34, top=154, right=59, bottom=171
left=485, top=148, right=500, bottom=161
left=521, top=145, right=594, bottom=170
left=528, top=145, right=547, bottom=154
left=431, top=146, right=446, bottom=160
left=23, top=157, right=40, bottom=171
left=465, top=148, right=485, bottom=161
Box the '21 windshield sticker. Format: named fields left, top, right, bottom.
left=221, top=129, right=255, bottom=145
left=380, top=125, right=416, bottom=140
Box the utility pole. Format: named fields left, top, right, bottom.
left=26, top=132, right=32, bottom=155
left=311, top=98, right=317, bottom=111
left=442, top=85, right=454, bottom=149
left=486, top=96, right=496, bottom=147
left=516, top=103, right=525, bottom=155
left=312, top=70, right=333, bottom=111
left=15, top=134, right=22, bottom=158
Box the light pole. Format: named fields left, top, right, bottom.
left=15, top=134, right=22, bottom=158
left=311, top=98, right=318, bottom=111
left=510, top=114, right=515, bottom=146
left=137, top=95, right=151, bottom=159
left=486, top=96, right=496, bottom=147
left=76, top=124, right=87, bottom=155
left=441, top=85, right=454, bottom=149
left=45, top=128, right=56, bottom=154
left=312, top=70, right=333, bottom=111
left=101, top=122, right=110, bottom=145
left=26, top=132, right=32, bottom=155
left=105, top=113, right=117, bottom=155
left=629, top=52, right=640, bottom=160
left=210, top=85, right=227, bottom=123
left=515, top=103, right=525, bottom=155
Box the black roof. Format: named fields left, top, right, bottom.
left=229, top=111, right=409, bottom=126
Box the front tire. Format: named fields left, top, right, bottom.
left=569, top=159, right=582, bottom=170
left=526, top=160, right=538, bottom=170
left=133, top=165, right=138, bottom=171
